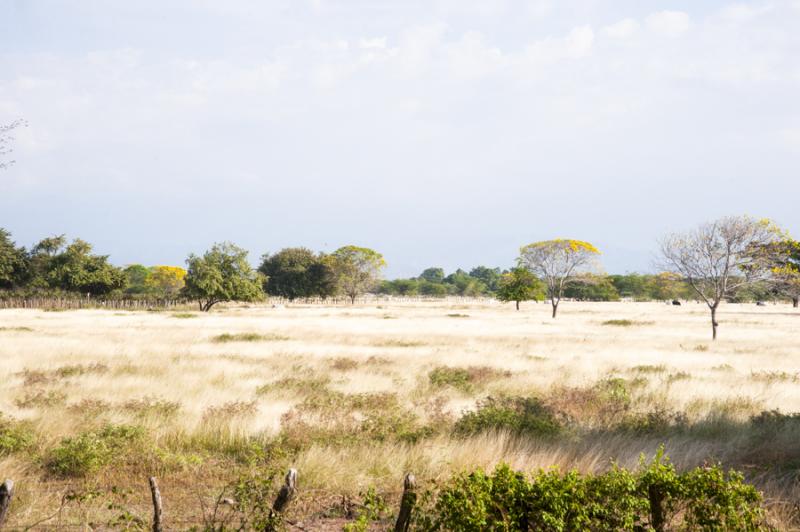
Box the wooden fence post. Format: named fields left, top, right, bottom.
left=272, top=468, right=297, bottom=513
left=394, top=473, right=416, bottom=532
left=148, top=477, right=163, bottom=532
left=648, top=484, right=665, bottom=532
left=0, top=479, right=14, bottom=528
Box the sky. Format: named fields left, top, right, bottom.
left=1, top=0, right=799, bottom=277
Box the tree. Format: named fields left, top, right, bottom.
left=445, top=269, right=488, bottom=296
left=659, top=215, right=782, bottom=340
left=563, top=274, right=620, bottom=301
left=0, top=119, right=25, bottom=170
left=124, top=264, right=151, bottom=295
left=183, top=242, right=264, bottom=311
left=419, top=267, right=445, bottom=283
left=518, top=239, right=602, bottom=318
left=146, top=265, right=187, bottom=297
left=258, top=247, right=336, bottom=300
left=469, top=266, right=502, bottom=292
left=648, top=272, right=689, bottom=301
left=44, top=239, right=127, bottom=295
left=769, top=238, right=800, bottom=308
left=0, top=228, right=28, bottom=289
left=329, top=245, right=386, bottom=304
left=496, top=268, right=543, bottom=310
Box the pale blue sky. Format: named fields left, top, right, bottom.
left=1, top=0, right=798, bottom=276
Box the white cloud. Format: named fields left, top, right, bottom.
left=522, top=25, right=595, bottom=68
left=525, top=0, right=552, bottom=19
left=645, top=11, right=691, bottom=37
left=604, top=18, right=640, bottom=39
left=443, top=31, right=506, bottom=79
left=719, top=3, right=774, bottom=22
left=359, top=38, right=387, bottom=50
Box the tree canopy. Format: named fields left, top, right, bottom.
left=329, top=245, right=386, bottom=304
left=259, top=247, right=336, bottom=300
left=184, top=242, right=264, bottom=311
left=496, top=268, right=544, bottom=310
left=659, top=215, right=783, bottom=339
left=518, top=239, right=602, bottom=318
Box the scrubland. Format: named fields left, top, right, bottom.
left=1, top=300, right=799, bottom=529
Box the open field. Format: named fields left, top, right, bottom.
left=1, top=300, right=799, bottom=529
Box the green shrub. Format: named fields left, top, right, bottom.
left=602, top=319, right=645, bottom=326
left=453, top=396, right=562, bottom=438
left=428, top=366, right=511, bottom=393
left=47, top=424, right=146, bottom=476
left=212, top=332, right=289, bottom=343
left=280, top=391, right=433, bottom=448
left=429, top=366, right=473, bottom=392
left=0, top=414, right=36, bottom=455
left=414, top=451, right=766, bottom=531
left=616, top=407, right=688, bottom=436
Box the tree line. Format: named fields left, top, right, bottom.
left=1, top=215, right=798, bottom=338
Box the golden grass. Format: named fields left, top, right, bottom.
left=0, top=300, right=798, bottom=528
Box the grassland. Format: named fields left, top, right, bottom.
left=0, top=300, right=798, bottom=529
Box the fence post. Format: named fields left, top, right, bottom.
left=148, top=477, right=163, bottom=532
left=648, top=484, right=665, bottom=532
left=394, top=473, right=416, bottom=532
left=272, top=468, right=297, bottom=513
left=0, top=479, right=14, bottom=528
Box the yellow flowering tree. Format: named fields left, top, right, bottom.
left=145, top=265, right=187, bottom=297
left=770, top=238, right=800, bottom=308
left=518, top=239, right=602, bottom=318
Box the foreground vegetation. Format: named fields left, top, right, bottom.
left=0, top=300, right=798, bottom=529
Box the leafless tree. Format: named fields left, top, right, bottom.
left=658, top=215, right=782, bottom=340
left=0, top=119, right=26, bottom=170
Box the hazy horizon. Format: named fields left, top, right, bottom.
left=2, top=1, right=798, bottom=277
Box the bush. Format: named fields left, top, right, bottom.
left=0, top=414, right=36, bottom=455
left=414, top=451, right=766, bottom=531
left=280, top=391, right=435, bottom=448
left=454, top=396, right=562, bottom=439
left=47, top=424, right=146, bottom=476
left=428, top=366, right=473, bottom=392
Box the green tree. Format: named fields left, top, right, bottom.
left=44, top=239, right=127, bottom=295
left=446, top=269, right=488, bottom=296
left=419, top=267, right=445, bottom=284
left=496, top=268, right=543, bottom=310
left=469, top=266, right=502, bottom=292
left=27, top=235, right=67, bottom=289
left=518, top=239, right=602, bottom=318
left=0, top=228, right=28, bottom=289
left=258, top=247, right=336, bottom=300
left=378, top=278, right=419, bottom=296
left=123, top=264, right=151, bottom=295
left=184, top=242, right=264, bottom=311
left=419, top=280, right=448, bottom=297
left=329, top=245, right=386, bottom=304
left=563, top=274, right=620, bottom=301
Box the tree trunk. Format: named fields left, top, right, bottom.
left=349, top=294, right=356, bottom=305
left=793, top=297, right=799, bottom=308
left=148, top=477, right=163, bottom=532
left=551, top=301, right=558, bottom=318
left=711, top=305, right=719, bottom=340
left=515, top=300, right=520, bottom=311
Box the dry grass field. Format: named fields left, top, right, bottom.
left=1, top=299, right=799, bottom=529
